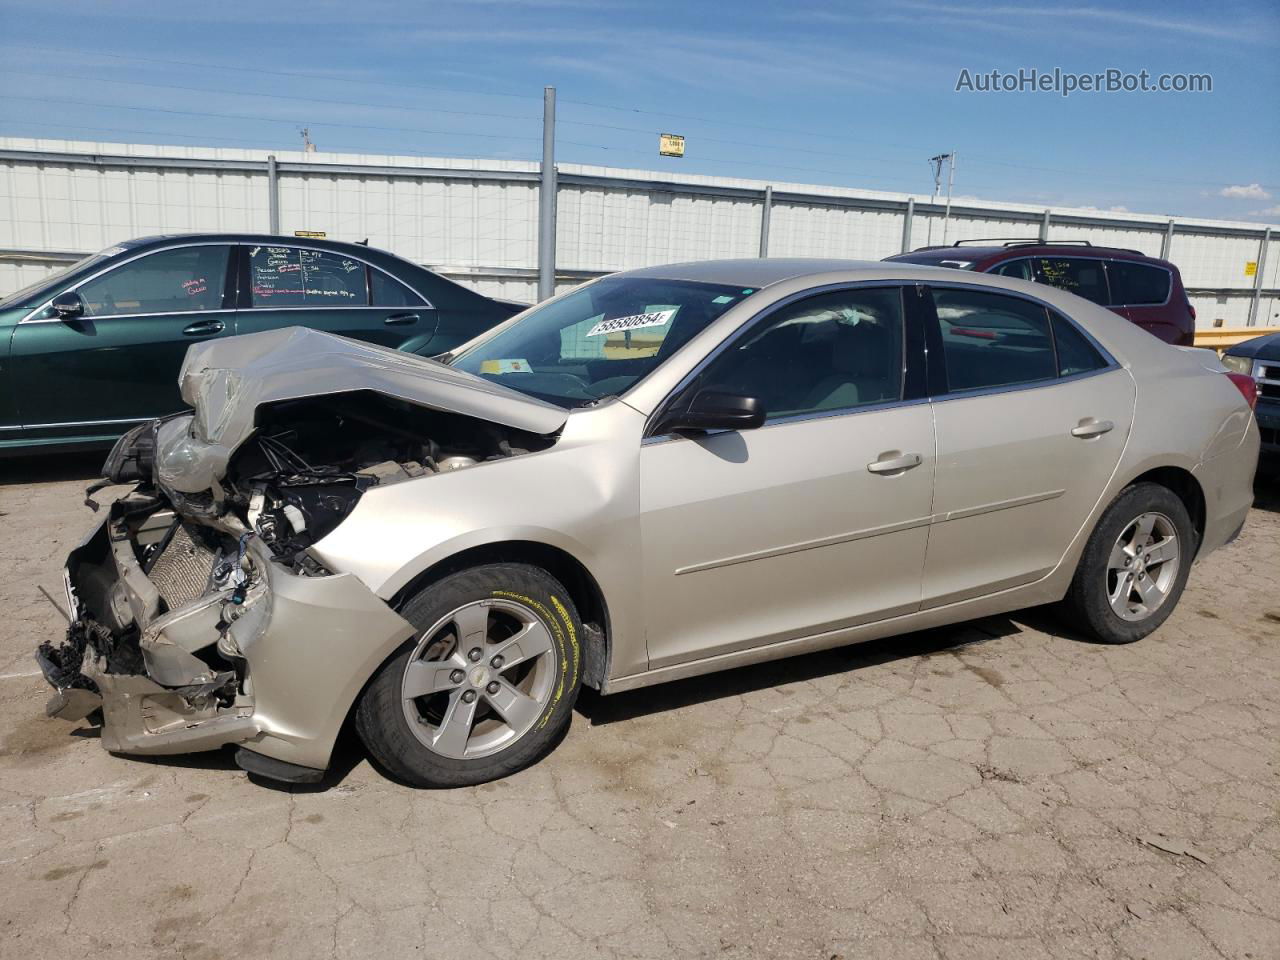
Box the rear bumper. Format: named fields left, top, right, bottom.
left=38, top=492, right=415, bottom=776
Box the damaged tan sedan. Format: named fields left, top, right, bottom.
left=37, top=259, right=1260, bottom=787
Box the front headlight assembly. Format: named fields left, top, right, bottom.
left=1220, top=354, right=1254, bottom=376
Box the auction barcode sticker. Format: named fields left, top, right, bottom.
left=586, top=308, right=677, bottom=338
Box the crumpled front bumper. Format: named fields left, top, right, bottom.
left=37, top=492, right=415, bottom=779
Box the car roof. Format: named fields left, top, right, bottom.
left=619, top=258, right=900, bottom=288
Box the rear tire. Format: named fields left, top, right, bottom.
left=355, top=563, right=584, bottom=787
left=1061, top=482, right=1194, bottom=644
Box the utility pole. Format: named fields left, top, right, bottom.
left=537, top=86, right=557, bottom=302
left=926, top=152, right=955, bottom=246
left=300, top=127, right=316, bottom=153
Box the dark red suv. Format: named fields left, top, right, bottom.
left=885, top=240, right=1195, bottom=346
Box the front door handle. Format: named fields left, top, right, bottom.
left=1070, top=418, right=1114, bottom=439
left=182, top=319, right=225, bottom=336
left=867, top=451, right=923, bottom=475
left=384, top=312, right=419, bottom=325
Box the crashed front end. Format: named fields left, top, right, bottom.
left=36, top=328, right=564, bottom=783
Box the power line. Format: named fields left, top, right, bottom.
left=0, top=70, right=540, bottom=125
left=0, top=95, right=544, bottom=143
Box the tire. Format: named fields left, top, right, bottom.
left=355, top=563, right=584, bottom=787
left=1061, top=482, right=1195, bottom=644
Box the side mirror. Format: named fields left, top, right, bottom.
left=664, top=390, right=766, bottom=434
left=50, top=291, right=85, bottom=320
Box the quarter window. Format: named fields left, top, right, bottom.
left=76, top=246, right=230, bottom=317
left=249, top=246, right=368, bottom=307
left=1051, top=311, right=1108, bottom=376
left=370, top=268, right=426, bottom=307
left=698, top=288, right=905, bottom=420
left=1108, top=261, right=1170, bottom=305
left=932, top=288, right=1056, bottom=391
left=1032, top=258, right=1109, bottom=305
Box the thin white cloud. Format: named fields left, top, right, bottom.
left=1249, top=205, right=1280, bottom=216
left=1220, top=183, right=1272, bottom=200
left=886, top=1, right=1275, bottom=44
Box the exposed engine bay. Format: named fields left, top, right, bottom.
left=103, top=390, right=556, bottom=569
left=37, top=386, right=557, bottom=777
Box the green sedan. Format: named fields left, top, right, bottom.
left=0, top=234, right=524, bottom=455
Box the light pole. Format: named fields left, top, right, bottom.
left=926, top=152, right=956, bottom=246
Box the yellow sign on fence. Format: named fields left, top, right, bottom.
left=659, top=133, right=685, bottom=158
left=294, top=230, right=327, bottom=239
left=1245, top=261, right=1258, bottom=276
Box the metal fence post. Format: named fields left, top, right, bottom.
left=537, top=86, right=557, bottom=301
left=1039, top=209, right=1051, bottom=242
left=1160, top=219, right=1175, bottom=260
left=267, top=155, right=279, bottom=234
left=1248, top=227, right=1271, bottom=327
left=900, top=197, right=914, bottom=253
left=759, top=185, right=772, bottom=257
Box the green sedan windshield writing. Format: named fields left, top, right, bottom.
left=452, top=277, right=755, bottom=407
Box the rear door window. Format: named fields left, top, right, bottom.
left=1032, top=258, right=1109, bottom=305
left=248, top=245, right=369, bottom=307
left=76, top=245, right=230, bottom=317
left=932, top=288, right=1056, bottom=391
left=1108, top=261, right=1170, bottom=305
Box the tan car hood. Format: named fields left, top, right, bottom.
left=157, top=327, right=567, bottom=494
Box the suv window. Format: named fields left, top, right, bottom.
left=76, top=245, right=230, bottom=317
left=249, top=245, right=368, bottom=307
left=699, top=288, right=904, bottom=420
left=1032, top=258, right=1109, bottom=305
left=1108, top=261, right=1170, bottom=305
left=991, top=259, right=1033, bottom=281
left=932, top=288, right=1056, bottom=391
left=370, top=268, right=426, bottom=307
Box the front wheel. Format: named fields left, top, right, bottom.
left=1061, top=482, right=1195, bottom=644
left=355, top=563, right=584, bottom=787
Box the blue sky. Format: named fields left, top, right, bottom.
left=0, top=0, right=1276, bottom=221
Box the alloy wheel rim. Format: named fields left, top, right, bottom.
left=401, top=598, right=557, bottom=760
left=1106, top=511, right=1180, bottom=623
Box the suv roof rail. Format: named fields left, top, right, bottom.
left=948, top=238, right=1148, bottom=256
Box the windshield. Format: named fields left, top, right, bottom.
left=0, top=245, right=128, bottom=309
left=451, top=277, right=757, bottom=407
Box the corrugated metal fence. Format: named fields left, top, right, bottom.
left=1, top=138, right=1276, bottom=328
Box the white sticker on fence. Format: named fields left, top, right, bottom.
left=586, top=308, right=677, bottom=338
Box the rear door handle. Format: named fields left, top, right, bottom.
left=867, top=451, right=923, bottom=474
left=384, top=312, right=419, bottom=325
left=1070, top=418, right=1114, bottom=439
left=182, top=319, right=225, bottom=336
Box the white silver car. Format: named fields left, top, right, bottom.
left=37, top=259, right=1259, bottom=787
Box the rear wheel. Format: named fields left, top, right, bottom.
left=1061, top=482, right=1194, bottom=644
left=356, top=563, right=583, bottom=787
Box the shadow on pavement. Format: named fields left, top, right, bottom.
left=0, top=452, right=104, bottom=486
left=577, top=616, right=1023, bottom=726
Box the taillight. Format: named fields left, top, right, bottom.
left=1225, top=371, right=1258, bottom=410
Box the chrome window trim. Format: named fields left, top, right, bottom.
left=19, top=240, right=236, bottom=323
left=924, top=278, right=1121, bottom=377
left=641, top=277, right=1122, bottom=444
left=985, top=254, right=1174, bottom=308
left=642, top=279, right=912, bottom=440
left=19, top=240, right=433, bottom=323
left=244, top=243, right=434, bottom=309
left=4, top=415, right=152, bottom=431
left=20, top=307, right=238, bottom=325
